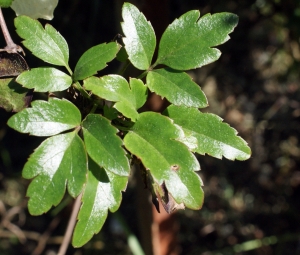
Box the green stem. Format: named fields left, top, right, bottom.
left=65, top=65, right=73, bottom=76
left=118, top=59, right=131, bottom=76
left=72, top=81, right=90, bottom=100
left=136, top=70, right=148, bottom=79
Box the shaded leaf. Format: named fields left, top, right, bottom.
left=73, top=42, right=120, bottom=81
left=0, top=78, right=31, bottom=112
left=84, top=75, right=147, bottom=121
left=165, top=105, right=251, bottom=160
left=156, top=11, right=238, bottom=70
left=72, top=159, right=127, bottom=247
left=121, top=2, right=156, bottom=70
left=147, top=68, right=207, bottom=108
left=0, top=51, right=29, bottom=77
left=82, top=114, right=130, bottom=176
left=7, top=98, right=81, bottom=136
left=23, top=131, right=87, bottom=215
left=11, top=0, right=58, bottom=20
left=124, top=112, right=204, bottom=210
left=17, top=67, right=72, bottom=92
left=15, top=16, right=69, bottom=66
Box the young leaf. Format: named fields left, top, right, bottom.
left=73, top=42, right=120, bottom=81
left=15, top=16, right=69, bottom=67
left=17, top=67, right=72, bottom=92
left=165, top=105, right=251, bottom=160
left=147, top=68, right=207, bottom=108
left=0, top=78, right=31, bottom=112
left=7, top=98, right=81, bottom=136
left=124, top=112, right=204, bottom=210
left=11, top=0, right=58, bottom=20
left=84, top=75, right=147, bottom=121
left=23, top=131, right=87, bottom=215
left=82, top=114, right=130, bottom=176
left=72, top=159, right=127, bottom=247
left=121, top=2, right=156, bottom=70
left=155, top=11, right=238, bottom=70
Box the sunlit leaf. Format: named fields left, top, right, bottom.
left=23, top=131, right=87, bottom=215
left=15, top=16, right=69, bottom=66
left=121, top=2, right=156, bottom=70
left=82, top=114, right=130, bottom=176
left=73, top=42, right=120, bottom=81
left=17, top=67, right=72, bottom=92
left=147, top=68, right=207, bottom=108
left=84, top=75, right=147, bottom=121
left=124, top=112, right=203, bottom=210
left=156, top=11, right=238, bottom=70
left=72, top=160, right=127, bottom=247
left=165, top=105, right=251, bottom=160
left=7, top=98, right=81, bottom=136
left=11, top=0, right=58, bottom=20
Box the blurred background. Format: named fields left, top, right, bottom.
left=1, top=0, right=300, bottom=254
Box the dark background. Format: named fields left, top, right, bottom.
left=1, top=0, right=300, bottom=254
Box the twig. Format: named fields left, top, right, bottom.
left=0, top=7, right=23, bottom=53
left=57, top=193, right=82, bottom=255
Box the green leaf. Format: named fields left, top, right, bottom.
left=82, top=114, right=130, bottom=176
left=147, top=68, right=207, bottom=108
left=121, top=2, right=156, bottom=70
left=23, top=131, right=87, bottom=215
left=155, top=11, right=238, bottom=70
left=0, top=78, right=31, bottom=112
left=73, top=42, right=120, bottom=81
left=84, top=75, right=147, bottom=121
left=15, top=16, right=69, bottom=67
left=11, top=0, right=58, bottom=20
left=165, top=105, right=251, bottom=160
left=7, top=98, right=81, bottom=136
left=0, top=0, right=13, bottom=8
left=17, top=67, right=72, bottom=92
left=124, top=112, right=203, bottom=210
left=72, top=159, right=127, bottom=247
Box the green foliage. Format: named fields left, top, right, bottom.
left=6, top=2, right=251, bottom=247
left=0, top=0, right=13, bottom=8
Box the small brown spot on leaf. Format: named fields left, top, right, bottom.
left=171, top=164, right=179, bottom=172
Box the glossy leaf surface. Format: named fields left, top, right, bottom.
left=73, top=42, right=120, bottom=81
left=84, top=75, right=147, bottom=121
left=73, top=160, right=127, bottom=247
left=124, top=112, right=204, bottom=209
left=23, top=131, right=87, bottom=215
left=7, top=98, right=81, bottom=136
left=165, top=105, right=251, bottom=160
left=147, top=68, right=207, bottom=107
left=121, top=2, right=156, bottom=70
left=82, top=114, right=130, bottom=176
left=156, top=11, right=238, bottom=70
left=17, top=67, right=72, bottom=92
left=15, top=16, right=69, bottom=67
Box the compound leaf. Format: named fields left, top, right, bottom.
left=23, top=131, right=87, bottom=215
left=7, top=98, right=81, bottom=136
left=72, top=159, right=127, bottom=247
left=15, top=15, right=69, bottom=67
left=82, top=114, right=130, bottom=176
left=155, top=11, right=238, bottom=70
left=84, top=75, right=147, bottom=121
left=124, top=112, right=203, bottom=210
left=73, top=42, right=120, bottom=81
left=165, top=105, right=251, bottom=160
left=17, top=67, right=72, bottom=92
left=147, top=68, right=207, bottom=108
left=121, top=2, right=156, bottom=70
